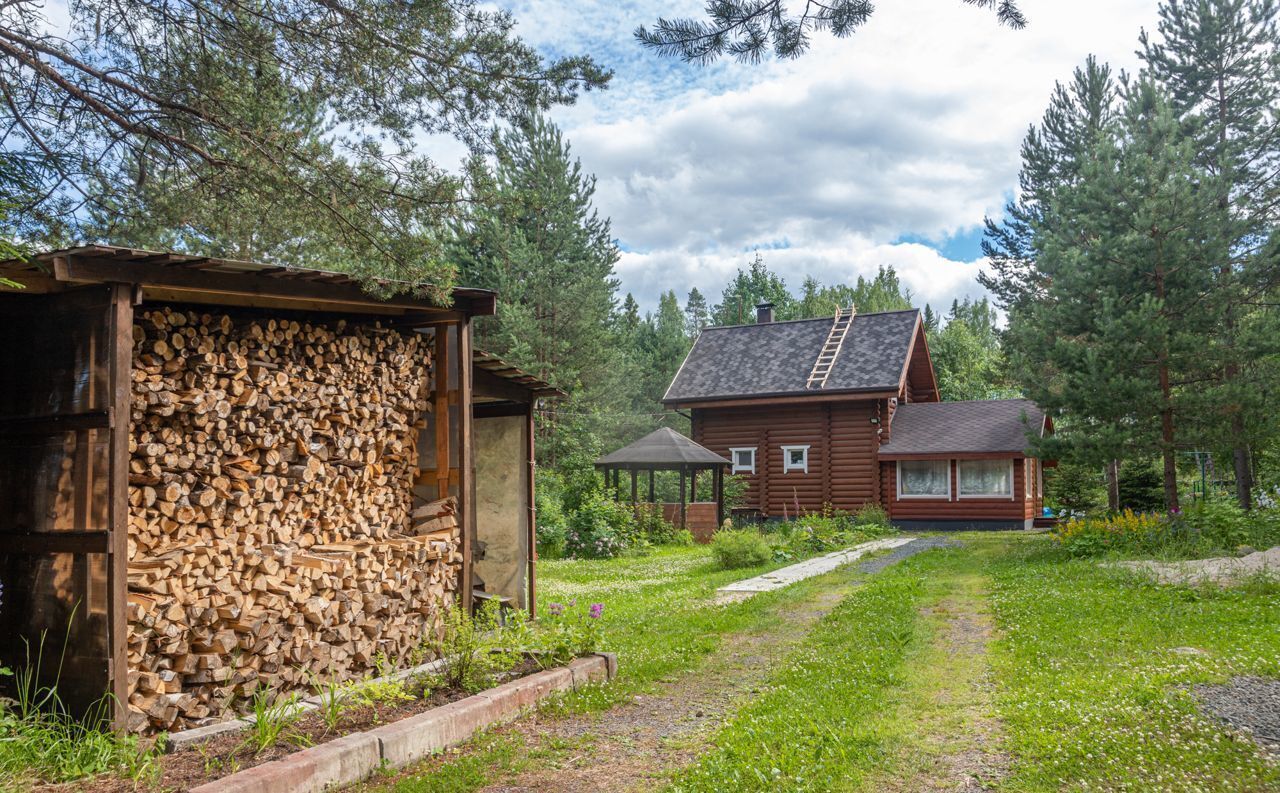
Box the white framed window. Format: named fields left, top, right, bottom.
left=897, top=460, right=950, bottom=499
left=781, top=445, right=810, bottom=474
left=958, top=459, right=1015, bottom=499
left=729, top=447, right=756, bottom=474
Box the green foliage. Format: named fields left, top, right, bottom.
left=1118, top=462, right=1166, bottom=512
left=565, top=492, right=640, bottom=559
left=1044, top=460, right=1105, bottom=516
left=429, top=602, right=521, bottom=694
left=636, top=0, right=1024, bottom=64
left=930, top=298, right=1014, bottom=401
left=796, top=265, right=913, bottom=318
left=711, top=253, right=797, bottom=325
left=710, top=529, right=771, bottom=569
left=853, top=502, right=890, bottom=530
left=1051, top=500, right=1280, bottom=558
left=7, top=0, right=608, bottom=283
left=530, top=601, right=606, bottom=668
left=241, top=689, right=311, bottom=755
left=635, top=503, right=684, bottom=546
left=535, top=472, right=569, bottom=560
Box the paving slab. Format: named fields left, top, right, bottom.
left=714, top=537, right=916, bottom=603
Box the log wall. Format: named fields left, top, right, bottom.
left=692, top=401, right=881, bottom=517
left=124, top=306, right=461, bottom=732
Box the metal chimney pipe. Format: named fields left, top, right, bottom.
left=755, top=302, right=775, bottom=324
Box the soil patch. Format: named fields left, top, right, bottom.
left=38, top=660, right=547, bottom=793
left=1111, top=546, right=1280, bottom=586
left=1194, top=676, right=1280, bottom=757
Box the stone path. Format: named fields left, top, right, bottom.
left=713, top=536, right=916, bottom=603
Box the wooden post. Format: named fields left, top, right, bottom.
left=679, top=465, right=687, bottom=529
left=457, top=319, right=474, bottom=612
left=690, top=469, right=698, bottom=504
left=107, top=283, right=133, bottom=728
left=630, top=469, right=638, bottom=506
left=648, top=469, right=656, bottom=503
left=714, top=466, right=724, bottom=527
left=526, top=400, right=537, bottom=618
left=433, top=328, right=451, bottom=501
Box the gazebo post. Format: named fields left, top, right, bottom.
left=690, top=469, right=698, bottom=503
left=648, top=469, right=655, bottom=503
left=630, top=469, right=638, bottom=508
left=679, top=465, right=687, bottom=529
left=714, top=465, right=724, bottom=527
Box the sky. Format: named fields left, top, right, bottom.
left=443, top=0, right=1165, bottom=316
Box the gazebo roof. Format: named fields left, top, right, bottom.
left=595, top=427, right=731, bottom=468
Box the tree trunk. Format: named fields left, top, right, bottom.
left=1106, top=460, right=1120, bottom=511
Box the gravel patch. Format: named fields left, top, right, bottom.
left=856, top=536, right=961, bottom=575
left=1194, top=676, right=1280, bottom=756
left=1110, top=546, right=1280, bottom=586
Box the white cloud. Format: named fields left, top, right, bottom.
left=493, top=0, right=1166, bottom=312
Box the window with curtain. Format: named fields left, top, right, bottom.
left=959, top=459, right=1013, bottom=497
left=897, top=460, right=949, bottom=498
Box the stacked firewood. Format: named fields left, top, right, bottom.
left=123, top=307, right=461, bottom=733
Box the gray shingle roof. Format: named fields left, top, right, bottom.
left=595, top=427, right=731, bottom=467
left=877, top=399, right=1045, bottom=457
left=663, top=309, right=921, bottom=404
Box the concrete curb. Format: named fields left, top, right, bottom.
left=188, top=653, right=616, bottom=792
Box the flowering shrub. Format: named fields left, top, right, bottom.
left=534, top=600, right=604, bottom=667
left=1051, top=500, right=1280, bottom=558
left=1052, top=509, right=1169, bottom=557
left=711, top=529, right=771, bottom=569
left=565, top=493, right=641, bottom=559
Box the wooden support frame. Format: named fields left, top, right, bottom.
left=526, top=401, right=537, bottom=618
left=457, top=318, right=474, bottom=613
left=107, top=283, right=132, bottom=728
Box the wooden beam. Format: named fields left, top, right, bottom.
left=0, top=411, right=113, bottom=435
left=679, top=466, right=687, bottom=530
left=664, top=390, right=899, bottom=410
left=57, top=256, right=464, bottom=314
left=107, top=283, right=132, bottom=728
left=714, top=467, right=724, bottom=527
left=648, top=469, right=656, bottom=503
left=526, top=402, right=537, bottom=618
left=434, top=329, right=451, bottom=499
left=0, top=530, right=109, bottom=554
left=457, top=318, right=475, bottom=613
left=630, top=469, right=638, bottom=506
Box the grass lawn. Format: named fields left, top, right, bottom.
left=363, top=534, right=1280, bottom=792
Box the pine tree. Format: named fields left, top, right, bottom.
left=922, top=304, right=940, bottom=335
left=450, top=114, right=623, bottom=446
left=980, top=56, right=1118, bottom=314
left=1139, top=0, right=1280, bottom=508
left=931, top=298, right=1011, bottom=401
left=684, top=287, right=709, bottom=336
left=710, top=253, right=796, bottom=325
left=1025, top=83, right=1230, bottom=510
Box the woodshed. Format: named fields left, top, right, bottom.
left=0, top=246, right=560, bottom=733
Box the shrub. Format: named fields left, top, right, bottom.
left=565, top=492, right=640, bottom=559
left=711, top=529, right=771, bottom=569
left=427, top=601, right=520, bottom=694
left=1118, top=462, right=1165, bottom=511
left=1050, top=501, right=1280, bottom=558
left=636, top=503, right=682, bottom=546
left=853, top=502, right=890, bottom=532
left=532, top=600, right=605, bottom=667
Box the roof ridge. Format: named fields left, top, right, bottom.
left=701, top=307, right=919, bottom=332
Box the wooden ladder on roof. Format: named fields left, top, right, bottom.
left=806, top=305, right=856, bottom=390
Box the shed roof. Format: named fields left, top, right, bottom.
left=0, top=245, right=496, bottom=317
left=595, top=427, right=731, bottom=468
left=473, top=350, right=566, bottom=399
left=877, top=399, right=1045, bottom=458
left=663, top=309, right=921, bottom=404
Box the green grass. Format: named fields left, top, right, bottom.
left=987, top=535, right=1280, bottom=792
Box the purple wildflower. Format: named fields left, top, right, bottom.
left=589, top=603, right=604, bottom=620
left=547, top=602, right=565, bottom=617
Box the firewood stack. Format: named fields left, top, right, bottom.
left=123, top=307, right=461, bottom=733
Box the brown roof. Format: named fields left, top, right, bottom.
left=877, top=399, right=1045, bottom=458
left=596, top=428, right=731, bottom=469
left=473, top=350, right=565, bottom=398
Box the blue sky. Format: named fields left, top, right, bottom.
left=461, top=0, right=1165, bottom=313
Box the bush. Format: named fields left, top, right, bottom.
left=565, top=492, right=640, bottom=559
left=853, top=502, right=890, bottom=531
left=1118, top=462, right=1165, bottom=512
left=636, top=503, right=684, bottom=546
left=711, top=529, right=771, bottom=569
left=535, top=482, right=568, bottom=559
left=1051, top=500, right=1280, bottom=558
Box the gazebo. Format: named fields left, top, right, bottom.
left=595, top=427, right=731, bottom=541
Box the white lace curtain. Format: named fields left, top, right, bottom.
left=899, top=460, right=949, bottom=496
left=959, top=460, right=1012, bottom=496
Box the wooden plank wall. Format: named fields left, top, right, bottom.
left=693, top=400, right=880, bottom=516
left=881, top=457, right=1031, bottom=522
